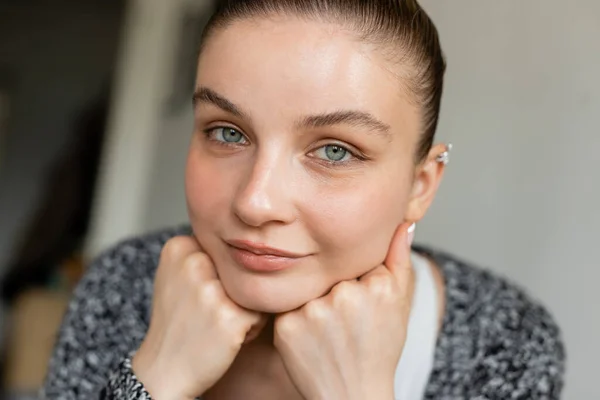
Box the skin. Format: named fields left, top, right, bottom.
left=187, top=17, right=445, bottom=313
left=133, top=15, right=447, bottom=400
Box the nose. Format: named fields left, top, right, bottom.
left=232, top=151, right=296, bottom=227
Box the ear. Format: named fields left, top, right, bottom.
left=404, top=143, right=449, bottom=223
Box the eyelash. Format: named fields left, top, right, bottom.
left=202, top=126, right=250, bottom=148
left=201, top=126, right=366, bottom=167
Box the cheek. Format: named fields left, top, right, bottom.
left=185, top=148, right=233, bottom=229
left=305, top=178, right=409, bottom=276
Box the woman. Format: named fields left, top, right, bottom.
left=42, top=1, right=565, bottom=399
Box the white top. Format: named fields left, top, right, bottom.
left=393, top=252, right=440, bottom=399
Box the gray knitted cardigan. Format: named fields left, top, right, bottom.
left=41, top=226, right=565, bottom=400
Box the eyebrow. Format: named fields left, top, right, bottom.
left=193, top=87, right=249, bottom=120
left=193, top=86, right=391, bottom=138
left=295, top=110, right=391, bottom=138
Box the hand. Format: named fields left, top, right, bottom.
left=132, top=236, right=266, bottom=400
left=274, top=223, right=415, bottom=400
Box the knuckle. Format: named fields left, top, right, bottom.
left=303, top=299, right=329, bottom=321
left=331, top=280, right=353, bottom=295
left=331, top=281, right=360, bottom=307
left=161, top=236, right=198, bottom=261
left=182, top=252, right=211, bottom=279
left=185, top=251, right=211, bottom=266
left=367, top=275, right=396, bottom=296
left=275, top=313, right=300, bottom=338
left=216, top=305, right=248, bottom=345
left=198, top=280, right=223, bottom=303
left=215, top=302, right=239, bottom=325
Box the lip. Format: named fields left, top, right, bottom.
left=226, top=239, right=306, bottom=258
left=225, top=239, right=308, bottom=272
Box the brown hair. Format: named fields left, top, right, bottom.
left=200, top=0, right=446, bottom=162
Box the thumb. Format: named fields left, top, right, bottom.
left=243, top=312, right=269, bottom=344
left=384, top=222, right=415, bottom=283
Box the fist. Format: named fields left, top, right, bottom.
left=274, top=223, right=415, bottom=400
left=133, top=236, right=265, bottom=400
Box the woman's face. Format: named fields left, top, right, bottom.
left=186, top=17, right=427, bottom=313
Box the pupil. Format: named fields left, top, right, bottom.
left=224, top=128, right=240, bottom=142
left=326, top=145, right=346, bottom=161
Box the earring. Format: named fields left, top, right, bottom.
left=435, top=143, right=453, bottom=165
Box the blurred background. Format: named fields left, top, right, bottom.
left=0, top=0, right=598, bottom=398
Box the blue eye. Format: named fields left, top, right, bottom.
left=314, top=144, right=352, bottom=162
left=209, top=127, right=248, bottom=144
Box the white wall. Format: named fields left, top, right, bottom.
left=87, top=1, right=599, bottom=398
left=418, top=1, right=600, bottom=398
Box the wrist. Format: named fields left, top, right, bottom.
left=132, top=343, right=195, bottom=400
left=312, top=385, right=394, bottom=400
left=353, top=384, right=394, bottom=400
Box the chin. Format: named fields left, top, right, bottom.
left=219, top=273, right=324, bottom=314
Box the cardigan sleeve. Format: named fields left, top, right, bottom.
left=419, top=250, right=566, bottom=400
left=98, top=357, right=153, bottom=400
left=41, top=237, right=160, bottom=400
left=465, top=284, right=565, bottom=399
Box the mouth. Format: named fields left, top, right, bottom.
left=225, top=239, right=306, bottom=258
left=224, top=239, right=309, bottom=272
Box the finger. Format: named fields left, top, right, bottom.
left=183, top=251, right=219, bottom=281
left=358, top=264, right=389, bottom=281
left=384, top=222, right=415, bottom=285
left=238, top=309, right=268, bottom=344
left=243, top=313, right=270, bottom=344
left=161, top=235, right=203, bottom=265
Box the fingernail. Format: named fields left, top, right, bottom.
left=407, top=223, right=416, bottom=246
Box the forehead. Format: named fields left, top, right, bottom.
left=197, top=17, right=419, bottom=135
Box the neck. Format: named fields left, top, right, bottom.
left=253, top=315, right=276, bottom=345
left=203, top=315, right=302, bottom=400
